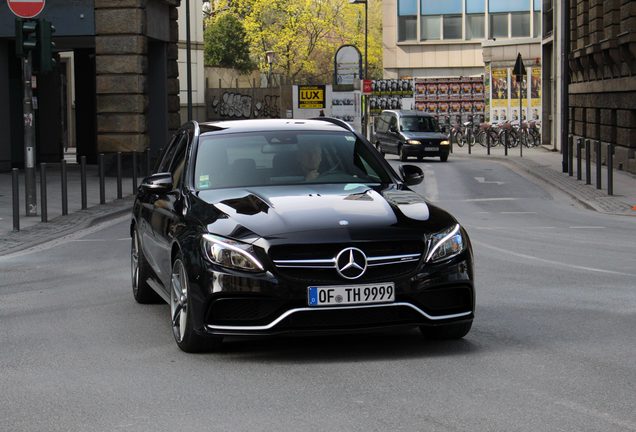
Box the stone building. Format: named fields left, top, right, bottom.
left=0, top=0, right=200, bottom=170
left=543, top=0, right=635, bottom=173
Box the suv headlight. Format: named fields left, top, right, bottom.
left=406, top=140, right=421, bottom=145
left=426, top=224, right=465, bottom=263
left=202, top=234, right=264, bottom=272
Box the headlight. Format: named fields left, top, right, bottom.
left=426, top=224, right=465, bottom=263
left=202, top=234, right=264, bottom=272
left=406, top=140, right=421, bottom=145
left=440, top=140, right=450, bottom=145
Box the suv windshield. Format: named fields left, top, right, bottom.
left=195, top=130, right=392, bottom=190
left=400, top=116, right=439, bottom=133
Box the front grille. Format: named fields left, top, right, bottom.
left=270, top=241, right=424, bottom=283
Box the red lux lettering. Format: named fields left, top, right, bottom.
left=300, top=90, right=322, bottom=100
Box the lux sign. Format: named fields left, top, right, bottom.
left=298, top=85, right=326, bottom=109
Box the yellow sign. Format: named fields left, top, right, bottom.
left=298, top=85, right=326, bottom=109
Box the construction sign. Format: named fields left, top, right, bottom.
left=298, top=85, right=326, bottom=109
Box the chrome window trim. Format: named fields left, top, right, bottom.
left=206, top=302, right=472, bottom=331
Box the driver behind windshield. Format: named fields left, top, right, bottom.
left=298, top=141, right=322, bottom=180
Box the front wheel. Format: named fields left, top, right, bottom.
left=171, top=254, right=223, bottom=353
left=420, top=321, right=472, bottom=340
left=440, top=153, right=449, bottom=162
left=399, top=145, right=408, bottom=161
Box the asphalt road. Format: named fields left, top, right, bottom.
left=1, top=155, right=635, bottom=432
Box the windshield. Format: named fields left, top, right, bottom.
left=194, top=130, right=392, bottom=190
left=400, top=116, right=439, bottom=133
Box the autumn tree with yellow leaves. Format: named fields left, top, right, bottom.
left=204, top=0, right=382, bottom=84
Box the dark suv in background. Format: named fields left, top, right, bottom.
left=374, top=110, right=450, bottom=162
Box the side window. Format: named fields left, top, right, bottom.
left=376, top=114, right=388, bottom=133
left=157, top=133, right=182, bottom=173
left=389, top=115, right=398, bottom=131
left=168, top=134, right=189, bottom=189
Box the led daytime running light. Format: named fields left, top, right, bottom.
left=203, top=234, right=264, bottom=272
left=426, top=224, right=461, bottom=262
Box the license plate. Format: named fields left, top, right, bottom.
left=307, top=283, right=395, bottom=307
left=424, top=146, right=438, bottom=151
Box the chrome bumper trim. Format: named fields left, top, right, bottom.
left=205, top=302, right=472, bottom=331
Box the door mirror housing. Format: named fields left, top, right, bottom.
left=141, top=172, right=173, bottom=193
left=399, top=164, right=424, bottom=186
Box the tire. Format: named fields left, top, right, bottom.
left=131, top=226, right=163, bottom=304
left=454, top=131, right=464, bottom=147
left=399, top=145, right=408, bottom=161
left=440, top=153, right=449, bottom=162
left=170, top=253, right=223, bottom=353
left=420, top=321, right=472, bottom=340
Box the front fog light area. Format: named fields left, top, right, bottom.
left=426, top=224, right=465, bottom=263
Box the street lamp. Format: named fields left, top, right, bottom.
left=348, top=0, right=368, bottom=79
left=265, top=50, right=275, bottom=88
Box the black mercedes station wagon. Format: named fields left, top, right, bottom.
left=131, top=119, right=474, bottom=352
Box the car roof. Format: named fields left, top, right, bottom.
left=381, top=110, right=436, bottom=118
left=198, top=118, right=353, bottom=135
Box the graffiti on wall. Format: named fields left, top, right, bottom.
left=208, top=90, right=280, bottom=120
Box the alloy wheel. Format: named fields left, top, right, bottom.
left=131, top=232, right=139, bottom=296
left=170, top=259, right=189, bottom=343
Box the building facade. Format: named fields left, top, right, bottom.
left=0, top=0, right=204, bottom=171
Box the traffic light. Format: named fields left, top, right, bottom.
left=15, top=18, right=37, bottom=58
left=37, top=19, right=56, bottom=73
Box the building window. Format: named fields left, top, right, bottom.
left=398, top=0, right=417, bottom=41
left=511, top=12, right=530, bottom=37
left=490, top=13, right=508, bottom=38
left=466, top=14, right=485, bottom=39
left=533, top=0, right=541, bottom=38
left=444, top=15, right=463, bottom=39
left=421, top=15, right=441, bottom=40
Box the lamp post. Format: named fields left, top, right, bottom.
left=349, top=0, right=368, bottom=137
left=185, top=0, right=192, bottom=121
left=265, top=50, right=275, bottom=88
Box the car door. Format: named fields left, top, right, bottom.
left=387, top=113, right=400, bottom=154
left=148, top=130, right=189, bottom=289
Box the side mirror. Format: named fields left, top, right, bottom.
left=389, top=125, right=398, bottom=133
left=141, top=172, right=173, bottom=193
left=399, top=164, right=424, bottom=186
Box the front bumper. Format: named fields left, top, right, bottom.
left=190, top=256, right=475, bottom=337
left=403, top=143, right=450, bottom=157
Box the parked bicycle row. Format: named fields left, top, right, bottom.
left=445, top=119, right=542, bottom=148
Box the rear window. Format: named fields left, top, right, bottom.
left=194, top=131, right=391, bottom=190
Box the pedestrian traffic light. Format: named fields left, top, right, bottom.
left=37, top=19, right=56, bottom=73
left=15, top=18, right=37, bottom=58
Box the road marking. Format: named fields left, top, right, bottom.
left=463, top=197, right=518, bottom=202
left=568, top=226, right=606, bottom=229
left=476, top=241, right=636, bottom=277
left=474, top=176, right=505, bottom=185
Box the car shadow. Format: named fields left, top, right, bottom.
left=211, top=328, right=479, bottom=363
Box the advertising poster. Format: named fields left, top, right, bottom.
left=414, top=76, right=485, bottom=124
left=298, top=85, right=326, bottom=109
left=369, top=79, right=413, bottom=115
left=531, top=67, right=541, bottom=107
left=484, top=64, right=491, bottom=121
left=491, top=69, right=508, bottom=107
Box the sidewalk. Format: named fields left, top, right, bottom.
left=449, top=143, right=636, bottom=216
left=1, top=144, right=635, bottom=256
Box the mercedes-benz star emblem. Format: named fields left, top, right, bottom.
left=335, top=247, right=367, bottom=280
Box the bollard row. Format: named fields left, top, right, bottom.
left=570, top=134, right=615, bottom=197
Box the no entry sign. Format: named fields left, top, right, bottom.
left=7, top=0, right=46, bottom=19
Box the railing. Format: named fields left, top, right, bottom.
left=10, top=149, right=155, bottom=232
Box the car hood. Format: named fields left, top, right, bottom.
left=401, top=131, right=448, bottom=141
left=194, top=184, right=455, bottom=243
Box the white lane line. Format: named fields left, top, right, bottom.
left=463, top=197, right=518, bottom=202
left=476, top=241, right=636, bottom=277
left=569, top=226, right=606, bottom=229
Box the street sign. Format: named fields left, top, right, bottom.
left=298, top=85, right=326, bottom=109
left=362, top=79, right=373, bottom=95
left=7, top=0, right=45, bottom=19
left=513, top=53, right=526, bottom=83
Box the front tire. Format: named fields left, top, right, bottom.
left=420, top=321, right=472, bottom=340
left=399, top=145, right=408, bottom=161
left=131, top=227, right=162, bottom=304
left=170, top=254, right=223, bottom=353
left=440, top=153, right=449, bottom=162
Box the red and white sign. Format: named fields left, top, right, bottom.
left=7, top=0, right=45, bottom=19
left=362, top=79, right=373, bottom=95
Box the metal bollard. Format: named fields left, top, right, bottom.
left=12, top=168, right=20, bottom=231
left=585, top=139, right=591, bottom=185
left=468, top=133, right=472, bottom=155
left=504, top=130, right=509, bottom=156
left=61, top=160, right=68, bottom=215
left=595, top=140, right=602, bottom=190
left=607, top=143, right=614, bottom=196
left=146, top=148, right=151, bottom=176
left=568, top=135, right=573, bottom=176
left=80, top=156, right=87, bottom=210
left=117, top=152, right=123, bottom=199
left=99, top=154, right=105, bottom=205
left=576, top=138, right=582, bottom=181
left=132, top=152, right=138, bottom=193
left=40, top=163, right=48, bottom=223
left=487, top=131, right=491, bottom=155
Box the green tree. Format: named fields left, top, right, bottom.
left=204, top=12, right=254, bottom=73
